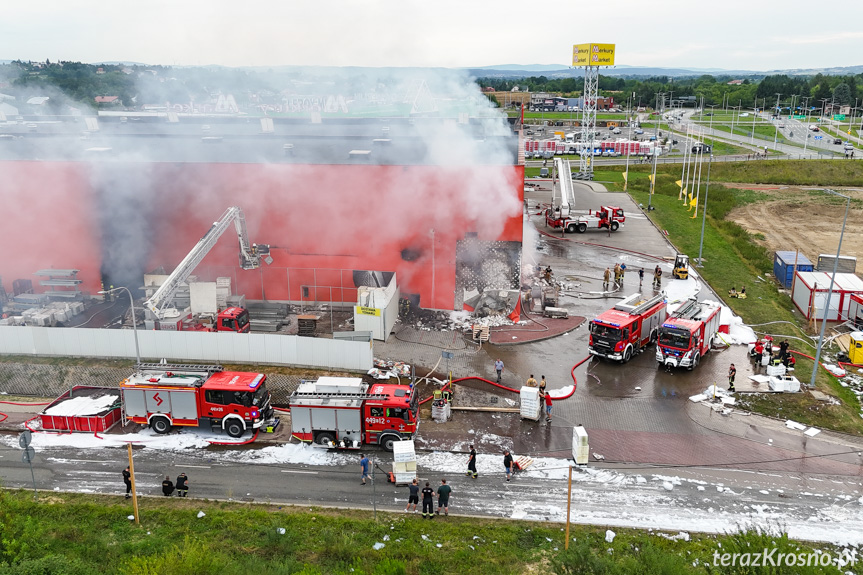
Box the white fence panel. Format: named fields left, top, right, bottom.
left=0, top=326, right=372, bottom=371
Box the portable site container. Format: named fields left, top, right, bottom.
left=850, top=294, right=863, bottom=330
left=773, top=251, right=814, bottom=288
left=39, top=386, right=122, bottom=433
left=815, top=254, right=857, bottom=274
left=791, top=271, right=863, bottom=321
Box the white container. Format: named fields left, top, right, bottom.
left=574, top=445, right=590, bottom=465
left=573, top=425, right=589, bottom=447
left=392, top=440, right=416, bottom=463
left=766, top=364, right=787, bottom=377
left=520, top=386, right=541, bottom=420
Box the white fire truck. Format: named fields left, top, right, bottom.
left=544, top=158, right=625, bottom=233
left=289, top=377, right=418, bottom=450
left=120, top=363, right=278, bottom=437
left=656, top=298, right=722, bottom=370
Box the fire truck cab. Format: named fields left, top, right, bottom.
left=289, top=377, right=418, bottom=450
left=589, top=293, right=667, bottom=363
left=656, top=299, right=722, bottom=370
left=120, top=363, right=276, bottom=437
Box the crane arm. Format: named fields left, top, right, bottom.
left=144, top=207, right=265, bottom=318
left=554, top=157, right=575, bottom=218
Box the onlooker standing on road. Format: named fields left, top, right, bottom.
left=176, top=473, right=189, bottom=497
left=638, top=267, right=644, bottom=287
left=122, top=466, right=132, bottom=499
left=544, top=392, right=554, bottom=423
left=526, top=374, right=537, bottom=387
left=436, top=479, right=452, bottom=516
left=406, top=478, right=419, bottom=513
left=360, top=454, right=370, bottom=485
left=161, top=475, right=175, bottom=497
left=421, top=481, right=435, bottom=519
left=494, top=358, right=504, bottom=383
left=728, top=364, right=737, bottom=392
left=466, top=444, right=478, bottom=479
left=503, top=450, right=514, bottom=482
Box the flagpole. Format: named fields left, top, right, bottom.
left=697, top=151, right=713, bottom=266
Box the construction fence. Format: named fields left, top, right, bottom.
left=0, top=326, right=372, bottom=385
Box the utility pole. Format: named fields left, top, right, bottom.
left=773, top=93, right=782, bottom=150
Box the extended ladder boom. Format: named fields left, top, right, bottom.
left=144, top=207, right=268, bottom=318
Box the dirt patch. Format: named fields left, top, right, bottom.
left=725, top=184, right=863, bottom=267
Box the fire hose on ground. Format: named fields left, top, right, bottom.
left=418, top=356, right=589, bottom=404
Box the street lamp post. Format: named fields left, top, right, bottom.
left=773, top=93, right=782, bottom=151
left=697, top=151, right=714, bottom=267
left=809, top=189, right=850, bottom=389
left=802, top=97, right=812, bottom=157
left=99, top=286, right=141, bottom=364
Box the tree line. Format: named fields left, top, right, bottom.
left=478, top=72, right=862, bottom=110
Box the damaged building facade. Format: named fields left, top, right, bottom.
left=1, top=112, right=524, bottom=314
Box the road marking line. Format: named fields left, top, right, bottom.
left=280, top=470, right=318, bottom=474
left=183, top=465, right=211, bottom=469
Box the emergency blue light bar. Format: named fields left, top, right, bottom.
left=249, top=374, right=265, bottom=390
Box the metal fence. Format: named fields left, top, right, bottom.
left=0, top=326, right=373, bottom=371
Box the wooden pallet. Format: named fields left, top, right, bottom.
left=514, top=455, right=534, bottom=472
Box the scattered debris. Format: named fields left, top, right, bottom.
left=593, top=453, right=605, bottom=461
left=197, top=511, right=206, bottom=518
left=804, top=427, right=821, bottom=437
left=277, top=528, right=286, bottom=535
left=373, top=542, right=385, bottom=550
left=605, top=530, right=616, bottom=543
left=785, top=420, right=806, bottom=431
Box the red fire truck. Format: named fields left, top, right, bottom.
left=588, top=293, right=667, bottom=363
left=546, top=205, right=626, bottom=234
left=289, top=377, right=418, bottom=450
left=655, top=298, right=722, bottom=370
left=120, top=363, right=277, bottom=437
left=154, top=307, right=252, bottom=333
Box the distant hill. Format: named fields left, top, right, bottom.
left=465, top=63, right=863, bottom=78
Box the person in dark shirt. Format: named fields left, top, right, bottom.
left=122, top=466, right=132, bottom=499
left=360, top=454, right=370, bottom=485
left=466, top=445, right=478, bottom=479
left=728, top=364, right=737, bottom=392
left=503, top=451, right=514, bottom=482
left=405, top=478, right=419, bottom=513
left=176, top=473, right=189, bottom=497
left=421, top=482, right=435, bottom=519
left=436, top=479, right=452, bottom=516
left=161, top=475, right=175, bottom=497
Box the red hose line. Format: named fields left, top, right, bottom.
left=208, top=429, right=259, bottom=446
left=0, top=412, right=6, bottom=423
left=0, top=400, right=51, bottom=406
left=417, top=357, right=589, bottom=404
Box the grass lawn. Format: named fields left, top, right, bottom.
left=0, top=490, right=856, bottom=575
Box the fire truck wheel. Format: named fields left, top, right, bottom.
left=611, top=221, right=619, bottom=231
left=687, top=354, right=700, bottom=371
left=315, top=432, right=336, bottom=446
left=577, top=223, right=587, bottom=233
left=622, top=346, right=633, bottom=363
left=380, top=434, right=399, bottom=451
left=566, top=223, right=577, bottom=233
left=225, top=419, right=245, bottom=438
left=150, top=416, right=171, bottom=435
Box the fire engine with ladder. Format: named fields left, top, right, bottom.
left=120, top=363, right=278, bottom=437
left=143, top=206, right=271, bottom=332
left=544, top=158, right=625, bottom=233
left=289, top=377, right=418, bottom=450
left=656, top=298, right=722, bottom=370
left=588, top=293, right=667, bottom=363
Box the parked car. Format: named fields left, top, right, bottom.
left=834, top=139, right=843, bottom=145
left=691, top=145, right=713, bottom=154
left=634, top=128, right=644, bottom=135
left=844, top=143, right=854, bottom=150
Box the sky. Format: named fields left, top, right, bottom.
left=1, top=0, right=862, bottom=71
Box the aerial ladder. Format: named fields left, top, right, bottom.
left=143, top=207, right=271, bottom=325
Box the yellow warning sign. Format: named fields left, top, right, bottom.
left=355, top=306, right=381, bottom=317
left=572, top=43, right=616, bottom=67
